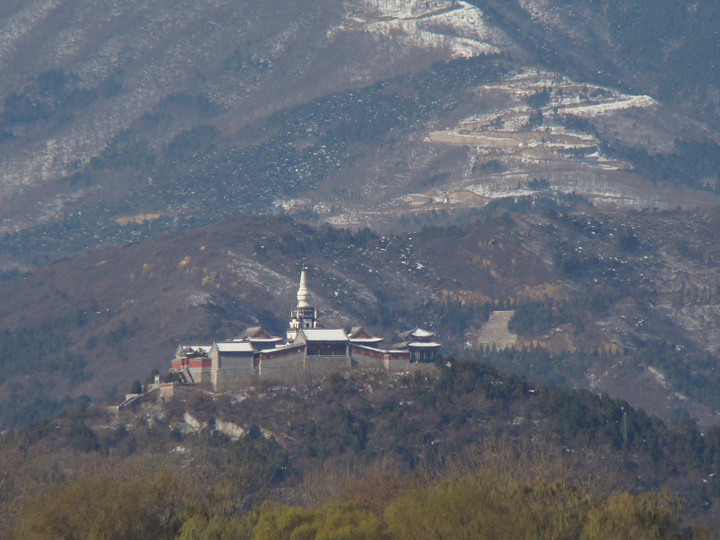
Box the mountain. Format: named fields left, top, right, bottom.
left=3, top=205, right=720, bottom=430
left=5, top=4, right=720, bottom=534
left=1, top=0, right=719, bottom=270
left=2, top=0, right=720, bottom=429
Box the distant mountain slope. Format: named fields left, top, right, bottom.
left=3, top=208, right=720, bottom=428
left=2, top=0, right=720, bottom=435
left=0, top=0, right=501, bottom=233
left=0, top=0, right=719, bottom=270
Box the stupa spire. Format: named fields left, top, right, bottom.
left=287, top=266, right=317, bottom=341
left=297, top=266, right=310, bottom=308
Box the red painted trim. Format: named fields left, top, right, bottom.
left=350, top=345, right=382, bottom=359
left=188, top=359, right=211, bottom=368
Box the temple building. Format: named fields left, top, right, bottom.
left=396, top=328, right=442, bottom=363
left=168, top=268, right=441, bottom=391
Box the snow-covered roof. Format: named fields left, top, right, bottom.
left=301, top=329, right=348, bottom=342
left=349, top=343, right=385, bottom=353
left=399, top=327, right=436, bottom=339
left=179, top=345, right=211, bottom=355
left=349, top=337, right=384, bottom=344
left=259, top=344, right=304, bottom=353
left=407, top=341, right=441, bottom=348
left=215, top=342, right=255, bottom=353
left=349, top=343, right=409, bottom=355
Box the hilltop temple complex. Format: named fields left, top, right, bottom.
left=166, top=268, right=441, bottom=391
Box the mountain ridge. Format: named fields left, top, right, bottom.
left=1, top=0, right=719, bottom=271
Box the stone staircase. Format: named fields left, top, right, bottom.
left=478, top=310, right=517, bottom=351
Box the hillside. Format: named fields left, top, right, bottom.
left=3, top=2, right=720, bottom=537
left=1, top=0, right=720, bottom=271
left=2, top=0, right=720, bottom=431
left=3, top=206, right=720, bottom=429
left=0, top=361, right=718, bottom=538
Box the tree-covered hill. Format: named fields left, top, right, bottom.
left=4, top=206, right=720, bottom=430
left=1, top=359, right=717, bottom=538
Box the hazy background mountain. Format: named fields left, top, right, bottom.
left=2, top=0, right=720, bottom=429
left=1, top=0, right=719, bottom=267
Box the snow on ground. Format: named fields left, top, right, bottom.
left=476, top=69, right=657, bottom=116
left=559, top=95, right=657, bottom=118
left=518, top=0, right=563, bottom=28
left=225, top=253, right=298, bottom=296
left=647, top=366, right=670, bottom=389
left=0, top=0, right=62, bottom=68
left=416, top=68, right=662, bottom=205
left=331, top=0, right=509, bottom=58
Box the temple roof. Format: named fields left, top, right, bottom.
left=259, top=343, right=306, bottom=354
left=300, top=328, right=348, bottom=342
left=349, top=337, right=384, bottom=344
left=347, top=327, right=383, bottom=343
left=350, top=343, right=409, bottom=354
left=407, top=341, right=441, bottom=348
left=234, top=326, right=279, bottom=340
left=177, top=345, right=211, bottom=356
left=214, top=342, right=255, bottom=353
left=399, top=327, right=436, bottom=340
left=348, top=327, right=370, bottom=338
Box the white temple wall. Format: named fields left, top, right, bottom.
left=384, top=358, right=410, bottom=371
left=259, top=351, right=306, bottom=380
left=304, top=355, right=352, bottom=375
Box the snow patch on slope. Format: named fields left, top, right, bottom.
left=561, top=95, right=656, bottom=118
left=476, top=69, right=657, bottom=117
left=226, top=254, right=298, bottom=297
left=0, top=0, right=61, bottom=68
left=420, top=68, right=660, bottom=204
left=518, top=0, right=563, bottom=29
left=332, top=0, right=509, bottom=58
